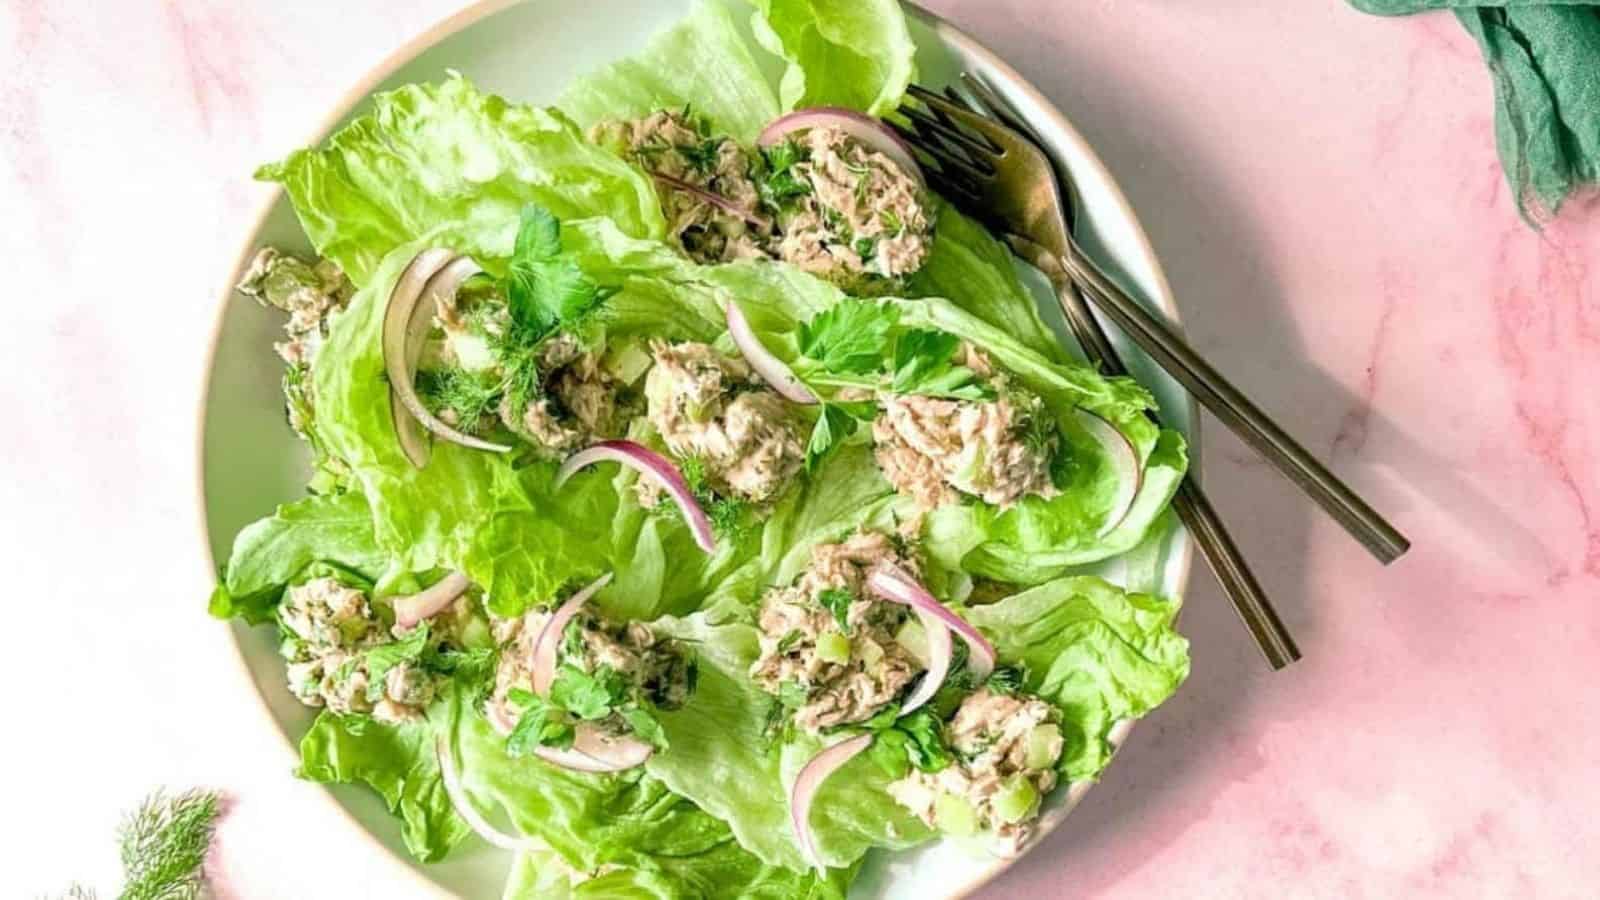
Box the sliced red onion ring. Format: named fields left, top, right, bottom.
left=393, top=571, right=471, bottom=631
left=530, top=572, right=614, bottom=697
left=758, top=107, right=924, bottom=186
left=383, top=251, right=512, bottom=467
left=556, top=441, right=716, bottom=554
left=651, top=172, right=773, bottom=231
left=435, top=736, right=542, bottom=851
left=867, top=564, right=995, bottom=682
left=897, top=607, right=952, bottom=715
left=1074, top=409, right=1142, bottom=537
left=533, top=724, right=655, bottom=774
left=790, top=733, right=873, bottom=872
left=725, top=301, right=817, bottom=405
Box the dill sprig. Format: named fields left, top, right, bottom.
left=116, top=788, right=223, bottom=900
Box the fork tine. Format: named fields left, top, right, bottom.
left=920, top=164, right=985, bottom=211
left=888, top=119, right=996, bottom=187
left=954, top=73, right=1037, bottom=140
left=901, top=104, right=999, bottom=165
left=906, top=83, right=981, bottom=124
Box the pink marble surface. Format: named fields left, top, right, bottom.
left=5, top=0, right=1598, bottom=897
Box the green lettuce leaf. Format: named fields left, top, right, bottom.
left=645, top=610, right=930, bottom=872
left=745, top=0, right=917, bottom=115
left=693, top=257, right=1187, bottom=582
left=560, top=0, right=782, bottom=143
left=965, top=575, right=1189, bottom=779
left=906, top=205, right=1067, bottom=364
left=297, top=712, right=469, bottom=863
left=257, top=74, right=666, bottom=285
left=647, top=566, right=1186, bottom=870
left=210, top=491, right=389, bottom=623
left=311, top=240, right=748, bottom=619
left=437, top=688, right=850, bottom=898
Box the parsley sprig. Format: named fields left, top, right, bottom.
left=794, top=299, right=994, bottom=467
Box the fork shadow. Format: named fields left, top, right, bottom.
left=929, top=5, right=1565, bottom=897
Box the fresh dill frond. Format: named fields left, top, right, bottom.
left=707, top=496, right=751, bottom=542
left=679, top=455, right=710, bottom=496
left=414, top=368, right=501, bottom=434
left=117, top=788, right=223, bottom=900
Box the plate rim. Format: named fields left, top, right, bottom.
left=193, top=1, right=1198, bottom=896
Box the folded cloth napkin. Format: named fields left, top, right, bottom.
left=1353, top=1, right=1600, bottom=221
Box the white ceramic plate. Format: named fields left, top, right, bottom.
left=199, top=2, right=1196, bottom=897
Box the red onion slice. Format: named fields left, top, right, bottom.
left=557, top=441, right=717, bottom=554
left=435, top=736, right=541, bottom=851
left=651, top=172, right=773, bottom=231
left=1074, top=409, right=1142, bottom=537
left=393, top=571, right=471, bottom=631
left=758, top=107, right=924, bottom=186
left=530, top=572, right=614, bottom=697
left=725, top=301, right=817, bottom=404
left=790, top=733, right=874, bottom=872
left=897, top=608, right=952, bottom=715
left=867, top=564, right=995, bottom=682
left=533, top=724, right=654, bottom=774
left=383, top=251, right=512, bottom=467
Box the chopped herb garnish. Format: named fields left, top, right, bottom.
left=620, top=705, right=669, bottom=749
left=777, top=680, right=809, bottom=709
left=549, top=663, right=630, bottom=721
left=506, top=690, right=575, bottom=756
left=798, top=299, right=898, bottom=375
left=817, top=588, right=856, bottom=634
left=891, top=329, right=992, bottom=401
left=676, top=137, right=724, bottom=174
left=985, top=664, right=1029, bottom=696
left=414, top=368, right=500, bottom=434
left=363, top=621, right=431, bottom=702
left=804, top=401, right=877, bottom=472
left=776, top=630, right=803, bottom=653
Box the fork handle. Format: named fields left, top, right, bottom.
left=1043, top=268, right=1301, bottom=669
left=1058, top=245, right=1410, bottom=565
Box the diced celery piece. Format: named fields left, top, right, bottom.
left=816, top=631, right=851, bottom=664
left=894, top=619, right=929, bottom=667
left=1025, top=723, right=1063, bottom=770
left=934, top=792, right=979, bottom=837
left=993, top=776, right=1039, bottom=824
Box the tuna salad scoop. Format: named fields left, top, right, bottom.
left=236, top=246, right=354, bottom=368
left=414, top=268, right=641, bottom=460
left=485, top=588, right=695, bottom=752
left=644, top=340, right=805, bottom=504
left=278, top=576, right=463, bottom=723
left=762, top=126, right=936, bottom=291
left=886, top=687, right=1066, bottom=856
left=750, top=531, right=926, bottom=733
left=593, top=110, right=772, bottom=264
left=873, top=349, right=1059, bottom=509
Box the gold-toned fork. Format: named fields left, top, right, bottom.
left=896, top=80, right=1408, bottom=566
left=894, top=79, right=1334, bottom=668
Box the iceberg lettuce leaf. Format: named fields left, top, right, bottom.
left=211, top=490, right=390, bottom=623
left=257, top=75, right=666, bottom=285
left=745, top=0, right=917, bottom=115
left=965, top=575, right=1190, bottom=779
left=297, top=712, right=469, bottom=863
left=560, top=0, right=783, bottom=143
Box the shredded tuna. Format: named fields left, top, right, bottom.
left=750, top=531, right=925, bottom=733
left=644, top=341, right=804, bottom=503
left=887, top=688, right=1065, bottom=856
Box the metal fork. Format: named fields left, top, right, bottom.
left=896, top=81, right=1408, bottom=566
left=895, top=79, right=1316, bottom=668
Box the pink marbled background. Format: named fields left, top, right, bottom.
left=4, top=1, right=1598, bottom=897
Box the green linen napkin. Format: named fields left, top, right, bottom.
left=1353, top=1, right=1600, bottom=221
